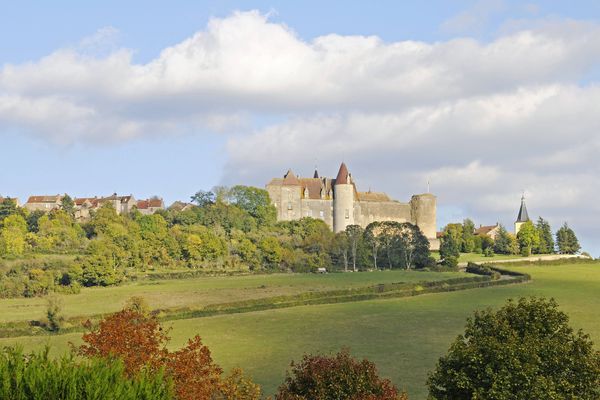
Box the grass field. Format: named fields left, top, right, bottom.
left=0, top=270, right=466, bottom=324
left=1, top=262, right=598, bottom=399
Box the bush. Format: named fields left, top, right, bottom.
left=45, top=295, right=65, bottom=332
left=0, top=347, right=173, bottom=400
left=276, top=349, right=407, bottom=400
left=442, top=255, right=458, bottom=269
left=465, top=263, right=500, bottom=280
left=428, top=297, right=600, bottom=399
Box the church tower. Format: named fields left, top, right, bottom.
left=514, top=195, right=530, bottom=235
left=333, top=162, right=355, bottom=233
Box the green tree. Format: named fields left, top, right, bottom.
left=0, top=214, right=28, bottom=257
left=428, top=297, right=600, bottom=399
left=517, top=220, right=540, bottom=256
left=439, top=232, right=460, bottom=267
left=0, top=198, right=20, bottom=222
left=536, top=217, right=554, bottom=254
left=364, top=222, right=381, bottom=269
left=461, top=219, right=475, bottom=253
left=345, top=225, right=364, bottom=272
left=229, top=185, right=277, bottom=227
left=556, top=223, right=581, bottom=254
left=60, top=194, right=76, bottom=217
left=443, top=223, right=464, bottom=252
left=493, top=225, right=518, bottom=255
left=36, top=210, right=87, bottom=253
left=191, top=190, right=215, bottom=207
left=258, top=236, right=283, bottom=269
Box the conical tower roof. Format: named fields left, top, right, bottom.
left=516, top=195, right=530, bottom=222
left=313, top=169, right=319, bottom=178
left=335, top=162, right=350, bottom=184
left=282, top=169, right=301, bottom=186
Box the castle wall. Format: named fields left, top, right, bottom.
left=267, top=184, right=303, bottom=221
left=356, top=201, right=412, bottom=227
left=301, top=199, right=334, bottom=227
left=333, top=184, right=355, bottom=233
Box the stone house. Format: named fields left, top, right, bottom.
left=474, top=224, right=501, bottom=240
left=136, top=198, right=165, bottom=215
left=24, top=195, right=64, bottom=212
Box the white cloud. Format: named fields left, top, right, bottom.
left=1, top=10, right=600, bottom=251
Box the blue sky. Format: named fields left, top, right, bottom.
left=1, top=1, right=599, bottom=254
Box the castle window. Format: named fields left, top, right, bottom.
left=287, top=202, right=292, bottom=210
left=345, top=209, right=349, bottom=219
left=319, top=210, right=324, bottom=218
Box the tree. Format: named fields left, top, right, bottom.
left=516, top=220, right=540, bottom=256
left=493, top=225, right=518, bottom=255
left=396, top=223, right=430, bottom=269
left=556, top=223, right=581, bottom=254
left=276, top=349, right=407, bottom=400
left=0, top=214, right=28, bottom=257
left=78, top=307, right=261, bottom=400
left=0, top=198, right=20, bottom=222
left=443, top=224, right=464, bottom=253
left=60, top=194, right=76, bottom=217
left=536, top=217, right=554, bottom=254
left=427, top=297, right=600, bottom=399
left=461, top=219, right=475, bottom=253
left=191, top=190, right=215, bottom=207
left=333, top=231, right=350, bottom=271
left=345, top=225, right=363, bottom=272
left=228, top=185, right=277, bottom=227
left=364, top=222, right=382, bottom=270
left=439, top=232, right=460, bottom=267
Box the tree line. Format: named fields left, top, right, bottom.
left=0, top=187, right=432, bottom=297
left=439, top=217, right=581, bottom=266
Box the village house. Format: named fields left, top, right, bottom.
left=474, top=224, right=501, bottom=240
left=136, top=198, right=165, bottom=215
left=24, top=195, right=64, bottom=212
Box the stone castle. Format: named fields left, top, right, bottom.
left=266, top=162, right=437, bottom=242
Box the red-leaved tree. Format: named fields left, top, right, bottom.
left=276, top=349, right=408, bottom=400
left=77, top=307, right=260, bottom=400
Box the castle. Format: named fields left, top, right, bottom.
left=266, top=163, right=437, bottom=244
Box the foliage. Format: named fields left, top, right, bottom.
left=0, top=346, right=173, bottom=400
left=365, top=221, right=430, bottom=270
left=77, top=307, right=262, bottom=400
left=461, top=219, right=475, bottom=253
left=276, top=349, right=407, bottom=400
left=439, top=231, right=460, bottom=266
left=427, top=297, right=600, bottom=399
left=45, top=295, right=65, bottom=332
left=556, top=222, right=581, bottom=254
left=493, top=225, right=519, bottom=255
left=536, top=217, right=555, bottom=254
left=516, top=220, right=540, bottom=256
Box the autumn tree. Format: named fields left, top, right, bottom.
left=428, top=297, right=600, bottom=399
left=276, top=349, right=407, bottom=400
left=77, top=303, right=262, bottom=400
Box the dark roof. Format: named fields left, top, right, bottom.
left=313, top=169, right=319, bottom=178
left=335, top=162, right=350, bottom=184
left=299, top=178, right=324, bottom=199
left=282, top=169, right=301, bottom=186
left=516, top=196, right=530, bottom=222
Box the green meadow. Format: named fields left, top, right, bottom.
left=1, top=261, right=599, bottom=399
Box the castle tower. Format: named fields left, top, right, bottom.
left=514, top=195, right=530, bottom=234
left=333, top=162, right=355, bottom=233
left=410, top=193, right=437, bottom=239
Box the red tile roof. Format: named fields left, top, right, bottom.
left=474, top=225, right=499, bottom=236
left=26, top=195, right=62, bottom=204
left=335, top=162, right=350, bottom=184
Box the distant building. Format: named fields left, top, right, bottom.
left=99, top=193, right=136, bottom=215
left=24, top=195, right=64, bottom=212
left=266, top=162, right=437, bottom=246
left=514, top=195, right=530, bottom=235
left=475, top=223, right=500, bottom=240
left=136, top=198, right=165, bottom=215
left=73, top=194, right=137, bottom=221
left=169, top=201, right=196, bottom=212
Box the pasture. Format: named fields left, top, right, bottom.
left=1, top=261, right=598, bottom=399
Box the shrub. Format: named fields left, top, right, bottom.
left=0, top=347, right=173, bottom=400
left=45, top=295, right=64, bottom=332
left=428, top=297, right=600, bottom=399
left=276, top=349, right=407, bottom=400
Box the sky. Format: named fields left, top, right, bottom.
left=1, top=0, right=599, bottom=255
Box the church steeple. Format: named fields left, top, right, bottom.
left=516, top=195, right=530, bottom=223
left=514, top=194, right=530, bottom=235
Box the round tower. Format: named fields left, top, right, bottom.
left=333, top=162, right=355, bottom=233
left=410, top=193, right=437, bottom=239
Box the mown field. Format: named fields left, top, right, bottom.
left=1, top=261, right=599, bottom=399
left=0, top=270, right=466, bottom=324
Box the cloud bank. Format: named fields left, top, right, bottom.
left=1, top=10, right=599, bottom=251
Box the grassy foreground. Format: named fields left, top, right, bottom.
left=1, top=262, right=599, bottom=399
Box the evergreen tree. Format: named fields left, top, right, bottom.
left=556, top=223, right=581, bottom=254
left=536, top=217, right=554, bottom=254
left=493, top=225, right=511, bottom=254
left=440, top=232, right=460, bottom=267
